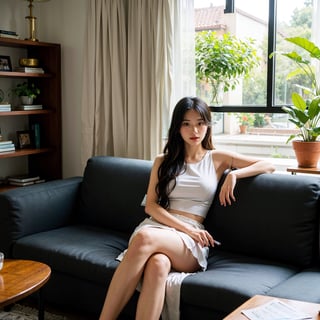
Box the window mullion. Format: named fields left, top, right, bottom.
left=266, top=0, right=277, bottom=110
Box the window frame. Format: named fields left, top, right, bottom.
left=210, top=0, right=282, bottom=114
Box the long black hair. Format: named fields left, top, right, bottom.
left=156, top=96, right=214, bottom=209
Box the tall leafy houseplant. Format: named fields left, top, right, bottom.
left=195, top=31, right=259, bottom=105
left=271, top=37, right=320, bottom=167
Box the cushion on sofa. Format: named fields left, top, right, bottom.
left=12, top=225, right=127, bottom=284
left=267, top=266, right=320, bottom=303
left=181, top=250, right=299, bottom=314
left=205, top=173, right=320, bottom=267
left=0, top=177, right=82, bottom=255
left=78, top=156, right=152, bottom=233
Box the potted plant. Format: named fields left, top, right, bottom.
left=270, top=37, right=320, bottom=167
left=13, top=82, right=40, bottom=105
left=195, top=31, right=259, bottom=105
left=236, top=113, right=255, bottom=134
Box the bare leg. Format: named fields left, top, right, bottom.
left=99, top=228, right=200, bottom=320
left=136, top=253, right=171, bottom=320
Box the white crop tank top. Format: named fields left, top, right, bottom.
left=168, top=151, right=218, bottom=218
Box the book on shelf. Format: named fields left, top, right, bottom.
left=9, top=181, right=36, bottom=187
left=0, top=104, right=11, bottom=112
left=0, top=29, right=18, bottom=35
left=0, top=143, right=15, bottom=149
left=16, top=105, right=43, bottom=111
left=0, top=146, right=15, bottom=152
left=32, top=123, right=41, bottom=148
left=0, top=30, right=19, bottom=39
left=8, top=174, right=40, bottom=183
left=14, top=67, right=44, bottom=74
left=0, top=140, right=13, bottom=146
left=0, top=33, right=20, bottom=39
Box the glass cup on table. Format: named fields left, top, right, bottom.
left=0, top=252, right=4, bottom=270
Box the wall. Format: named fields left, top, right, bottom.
left=0, top=0, right=86, bottom=178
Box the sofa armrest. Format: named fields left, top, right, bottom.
left=0, top=177, right=82, bottom=256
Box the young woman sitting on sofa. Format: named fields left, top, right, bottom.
left=99, top=96, right=275, bottom=320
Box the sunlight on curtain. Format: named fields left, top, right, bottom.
left=81, top=0, right=195, bottom=165
left=127, top=0, right=195, bottom=159
left=127, top=0, right=174, bottom=159
left=170, top=0, right=196, bottom=120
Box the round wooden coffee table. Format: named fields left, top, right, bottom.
left=0, top=259, right=51, bottom=320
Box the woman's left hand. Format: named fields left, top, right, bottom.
left=219, top=172, right=236, bottom=206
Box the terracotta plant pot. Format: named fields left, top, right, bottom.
left=239, top=125, right=247, bottom=134
left=292, top=140, right=320, bottom=168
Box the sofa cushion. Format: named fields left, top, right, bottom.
left=181, top=251, right=299, bottom=314
left=0, top=177, right=82, bottom=255
left=12, top=225, right=127, bottom=284
left=205, top=173, right=320, bottom=267
left=77, top=156, right=152, bottom=234
left=267, top=266, right=320, bottom=303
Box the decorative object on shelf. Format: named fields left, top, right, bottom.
left=0, top=89, right=4, bottom=103
left=270, top=37, right=320, bottom=168
left=19, top=57, right=39, bottom=67
left=16, top=58, right=44, bottom=73
left=0, top=88, right=11, bottom=107
left=0, top=88, right=11, bottom=112
left=16, top=130, right=34, bottom=149
left=0, top=55, right=12, bottom=71
left=23, top=0, right=50, bottom=41
left=13, top=82, right=40, bottom=105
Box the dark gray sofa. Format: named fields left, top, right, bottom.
left=0, top=156, right=320, bottom=319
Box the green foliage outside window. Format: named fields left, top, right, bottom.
left=195, top=31, right=259, bottom=105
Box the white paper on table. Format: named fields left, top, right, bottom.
left=241, top=299, right=312, bottom=320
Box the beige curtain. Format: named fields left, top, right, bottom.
left=127, top=0, right=173, bottom=159
left=81, top=0, right=195, bottom=167
left=81, top=0, right=127, bottom=167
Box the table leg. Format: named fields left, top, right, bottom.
left=38, top=289, right=45, bottom=320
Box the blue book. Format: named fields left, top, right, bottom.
left=32, top=123, right=41, bottom=148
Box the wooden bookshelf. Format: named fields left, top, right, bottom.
left=0, top=37, right=62, bottom=190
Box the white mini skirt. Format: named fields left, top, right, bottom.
left=117, top=214, right=209, bottom=271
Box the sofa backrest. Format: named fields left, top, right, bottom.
left=205, top=173, right=320, bottom=268
left=77, top=156, right=152, bottom=234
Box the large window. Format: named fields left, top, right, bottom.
left=194, top=0, right=318, bottom=167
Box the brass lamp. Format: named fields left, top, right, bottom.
left=24, top=0, right=50, bottom=41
